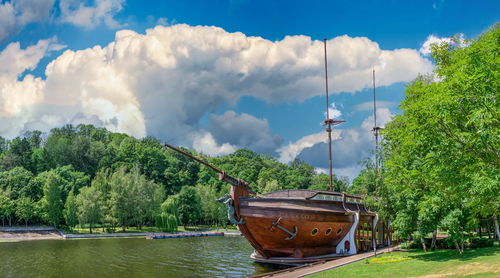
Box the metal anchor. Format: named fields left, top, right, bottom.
left=271, top=218, right=298, bottom=240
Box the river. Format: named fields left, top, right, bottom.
left=0, top=236, right=283, bottom=277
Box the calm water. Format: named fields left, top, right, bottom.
left=0, top=236, right=282, bottom=278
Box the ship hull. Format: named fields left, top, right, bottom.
left=232, top=190, right=375, bottom=258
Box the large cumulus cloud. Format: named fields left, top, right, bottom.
left=0, top=24, right=432, bottom=156
left=209, top=110, right=282, bottom=154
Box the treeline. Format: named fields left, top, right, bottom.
left=0, top=125, right=348, bottom=231
left=351, top=24, right=500, bottom=252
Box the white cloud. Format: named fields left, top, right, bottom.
left=0, top=0, right=55, bottom=42
left=209, top=111, right=282, bottom=154
left=326, top=102, right=342, bottom=119
left=192, top=131, right=236, bottom=156
left=314, top=165, right=362, bottom=180
left=419, top=34, right=467, bottom=56
left=59, top=0, right=124, bottom=29
left=278, top=131, right=339, bottom=163
left=354, top=100, right=397, bottom=111
left=291, top=108, right=394, bottom=178
left=361, top=107, right=393, bottom=130
left=0, top=37, right=63, bottom=123
left=420, top=35, right=453, bottom=56
left=0, top=24, right=431, bottom=153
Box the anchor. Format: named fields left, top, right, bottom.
left=271, top=217, right=298, bottom=240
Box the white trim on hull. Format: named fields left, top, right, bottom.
left=336, top=211, right=359, bottom=255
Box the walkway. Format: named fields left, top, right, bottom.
left=255, top=246, right=398, bottom=278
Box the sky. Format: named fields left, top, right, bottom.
left=0, top=0, right=498, bottom=179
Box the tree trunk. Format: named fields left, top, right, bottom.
left=487, top=220, right=491, bottom=239
left=460, top=232, right=465, bottom=252
left=430, top=230, right=437, bottom=250
left=90, top=223, right=93, bottom=234
left=453, top=239, right=463, bottom=254
left=493, top=214, right=500, bottom=242
left=25, top=219, right=28, bottom=228
left=420, top=237, right=427, bottom=252
left=478, top=224, right=482, bottom=238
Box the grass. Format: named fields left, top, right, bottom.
left=309, top=245, right=500, bottom=278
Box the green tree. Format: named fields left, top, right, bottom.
left=16, top=197, right=35, bottom=227
left=0, top=167, right=33, bottom=200
left=176, top=186, right=201, bottom=227
left=381, top=24, right=500, bottom=251
left=40, top=172, right=64, bottom=227
left=0, top=190, right=15, bottom=226
left=64, top=189, right=78, bottom=228
left=76, top=186, right=103, bottom=233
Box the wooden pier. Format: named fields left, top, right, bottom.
left=251, top=246, right=399, bottom=278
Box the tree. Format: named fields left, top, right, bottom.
left=381, top=24, right=500, bottom=251
left=176, top=186, right=201, bottom=227
left=0, top=167, right=34, bottom=200
left=0, top=190, right=15, bottom=226
left=76, top=186, right=103, bottom=233
left=108, top=166, right=163, bottom=230
left=40, top=172, right=64, bottom=227
left=109, top=167, right=134, bottom=231
left=64, top=189, right=78, bottom=228
left=16, top=197, right=35, bottom=227
left=157, top=196, right=179, bottom=232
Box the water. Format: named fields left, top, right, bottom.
left=0, top=237, right=282, bottom=277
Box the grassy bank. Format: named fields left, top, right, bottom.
left=310, top=246, right=500, bottom=278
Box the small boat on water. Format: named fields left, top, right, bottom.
left=164, top=39, right=392, bottom=264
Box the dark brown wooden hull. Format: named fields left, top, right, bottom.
left=233, top=192, right=375, bottom=258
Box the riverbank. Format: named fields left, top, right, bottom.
left=0, top=226, right=241, bottom=242
left=0, top=226, right=63, bottom=242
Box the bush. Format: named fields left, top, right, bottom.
left=469, top=238, right=495, bottom=248
left=400, top=240, right=420, bottom=249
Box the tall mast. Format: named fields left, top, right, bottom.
left=372, top=69, right=381, bottom=182
left=323, top=39, right=345, bottom=192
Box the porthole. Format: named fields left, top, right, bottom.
left=311, top=228, right=319, bottom=236
left=336, top=228, right=343, bottom=235
left=325, top=228, right=332, bottom=235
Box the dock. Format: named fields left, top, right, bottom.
left=251, top=246, right=399, bottom=278
left=146, top=231, right=225, bottom=239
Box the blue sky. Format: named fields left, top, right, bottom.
left=0, top=0, right=498, bottom=179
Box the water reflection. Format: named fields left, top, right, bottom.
left=0, top=236, right=282, bottom=277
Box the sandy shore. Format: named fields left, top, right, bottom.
left=0, top=231, right=62, bottom=242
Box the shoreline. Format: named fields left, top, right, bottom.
left=0, top=226, right=241, bottom=242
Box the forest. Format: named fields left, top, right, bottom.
left=0, top=123, right=349, bottom=232
left=0, top=24, right=498, bottom=252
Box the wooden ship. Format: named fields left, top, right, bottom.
left=164, top=39, right=392, bottom=264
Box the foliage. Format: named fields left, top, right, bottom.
left=15, top=197, right=36, bottom=227
left=40, top=172, right=64, bottom=227
left=64, top=189, right=78, bottom=228
left=176, top=186, right=202, bottom=226
left=376, top=25, right=500, bottom=251
left=76, top=186, right=103, bottom=233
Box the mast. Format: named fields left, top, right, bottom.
left=372, top=69, right=381, bottom=187
left=323, top=39, right=345, bottom=192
